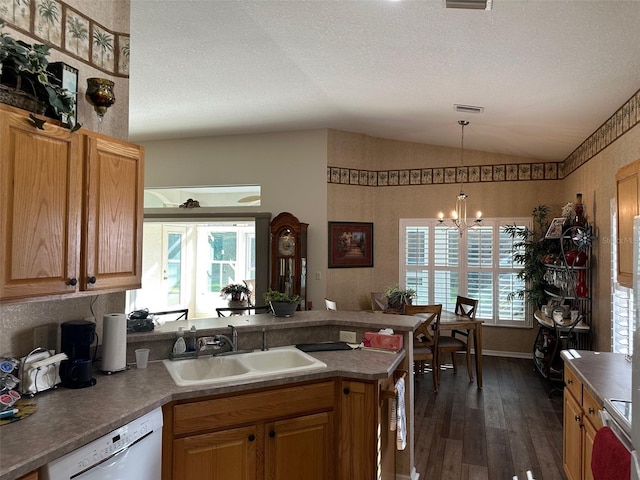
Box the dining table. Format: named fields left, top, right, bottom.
left=419, top=310, right=484, bottom=388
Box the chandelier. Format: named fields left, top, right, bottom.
left=438, top=120, right=483, bottom=236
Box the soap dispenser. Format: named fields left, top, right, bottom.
left=172, top=328, right=187, bottom=355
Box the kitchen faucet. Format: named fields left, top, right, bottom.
left=195, top=325, right=238, bottom=358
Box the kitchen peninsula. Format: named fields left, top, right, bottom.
left=0, top=310, right=420, bottom=480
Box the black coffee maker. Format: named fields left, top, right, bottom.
left=60, top=320, right=97, bottom=388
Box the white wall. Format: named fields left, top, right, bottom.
left=140, top=129, right=329, bottom=310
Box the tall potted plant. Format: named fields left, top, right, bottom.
left=263, top=289, right=300, bottom=317
left=503, top=205, right=559, bottom=309
left=220, top=283, right=251, bottom=308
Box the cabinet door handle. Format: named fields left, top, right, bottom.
left=68, top=277, right=78, bottom=286
left=343, top=387, right=350, bottom=395
left=574, top=415, right=580, bottom=422
left=88, top=276, right=97, bottom=284
left=588, top=407, right=595, bottom=414
left=269, top=430, right=276, bottom=438
left=248, top=434, right=255, bottom=442
left=567, top=379, right=573, bottom=385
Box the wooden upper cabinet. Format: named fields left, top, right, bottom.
left=615, top=158, right=640, bottom=288
left=0, top=105, right=144, bottom=301
left=0, top=106, right=82, bottom=299
left=82, top=133, right=144, bottom=292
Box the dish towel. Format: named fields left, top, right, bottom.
left=389, top=394, right=397, bottom=431
left=591, top=426, right=630, bottom=480
left=395, top=376, right=406, bottom=450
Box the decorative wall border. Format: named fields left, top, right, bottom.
left=1, top=0, right=130, bottom=78
left=327, top=162, right=561, bottom=186
left=328, top=89, right=640, bottom=186
left=564, top=89, right=639, bottom=176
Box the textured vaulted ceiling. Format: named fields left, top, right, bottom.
left=129, top=0, right=640, bottom=161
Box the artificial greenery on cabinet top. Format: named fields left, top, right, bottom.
left=0, top=25, right=80, bottom=131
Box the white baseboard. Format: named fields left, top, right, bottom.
left=478, top=349, right=531, bottom=359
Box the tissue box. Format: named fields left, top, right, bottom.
left=363, top=332, right=403, bottom=351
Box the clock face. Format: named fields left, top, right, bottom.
left=278, top=233, right=296, bottom=256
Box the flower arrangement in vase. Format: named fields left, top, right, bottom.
left=220, top=283, right=251, bottom=307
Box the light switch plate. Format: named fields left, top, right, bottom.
left=33, top=325, right=49, bottom=349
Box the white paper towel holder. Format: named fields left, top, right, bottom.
left=101, top=313, right=129, bottom=374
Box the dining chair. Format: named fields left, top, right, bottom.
left=243, top=279, right=256, bottom=306
left=325, top=298, right=338, bottom=310
left=404, top=304, right=442, bottom=393
left=216, top=305, right=271, bottom=317
left=370, top=292, right=388, bottom=311
left=437, top=296, right=477, bottom=382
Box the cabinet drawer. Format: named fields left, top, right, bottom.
left=564, top=364, right=581, bottom=402
left=582, top=387, right=602, bottom=430
left=174, top=381, right=335, bottom=435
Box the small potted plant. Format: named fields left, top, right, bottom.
left=220, top=283, right=251, bottom=308
left=384, top=284, right=416, bottom=312
left=263, top=289, right=301, bottom=317
left=0, top=25, right=80, bottom=131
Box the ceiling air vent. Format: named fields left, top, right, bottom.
left=445, top=0, right=492, bottom=10
left=454, top=104, right=484, bottom=114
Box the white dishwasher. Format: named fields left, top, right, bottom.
left=42, top=407, right=163, bottom=480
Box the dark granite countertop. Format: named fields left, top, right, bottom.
left=561, top=350, right=632, bottom=403
left=0, top=310, right=417, bottom=480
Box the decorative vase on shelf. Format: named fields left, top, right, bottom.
left=227, top=299, right=248, bottom=309
left=575, top=270, right=588, bottom=298
left=86, top=77, right=115, bottom=119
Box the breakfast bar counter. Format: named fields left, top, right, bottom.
left=0, top=310, right=420, bottom=480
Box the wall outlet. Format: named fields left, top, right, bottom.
left=339, top=330, right=357, bottom=343
left=33, top=325, right=49, bottom=349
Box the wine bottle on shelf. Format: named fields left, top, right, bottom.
left=575, top=269, right=588, bottom=298
left=574, top=193, right=585, bottom=227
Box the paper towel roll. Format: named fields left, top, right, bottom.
left=102, top=313, right=127, bottom=373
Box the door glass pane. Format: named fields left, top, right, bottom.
left=166, top=232, right=182, bottom=306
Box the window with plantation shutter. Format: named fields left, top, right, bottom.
left=610, top=200, right=635, bottom=355
left=400, top=217, right=532, bottom=328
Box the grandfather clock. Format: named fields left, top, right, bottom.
left=270, top=212, right=308, bottom=310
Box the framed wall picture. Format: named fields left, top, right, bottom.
left=328, top=222, right=374, bottom=268
left=545, top=217, right=566, bottom=239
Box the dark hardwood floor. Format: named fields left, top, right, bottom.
left=414, top=356, right=566, bottom=480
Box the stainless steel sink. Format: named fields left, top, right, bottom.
left=163, top=346, right=327, bottom=387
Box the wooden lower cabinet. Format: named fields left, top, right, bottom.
left=173, top=425, right=258, bottom=480
left=339, top=377, right=396, bottom=480
left=166, top=381, right=335, bottom=480
left=265, top=412, right=333, bottom=480
left=16, top=472, right=38, bottom=480
left=563, top=363, right=602, bottom=480
left=165, top=377, right=399, bottom=480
